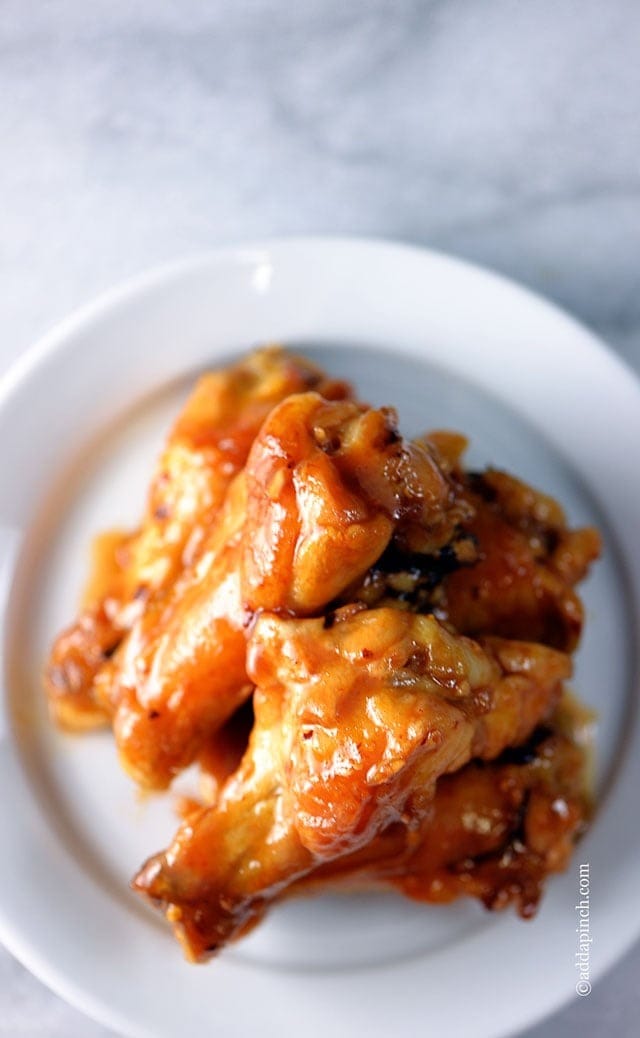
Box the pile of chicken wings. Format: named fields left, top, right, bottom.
left=46, top=347, right=600, bottom=960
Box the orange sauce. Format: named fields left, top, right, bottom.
left=81, top=528, right=132, bottom=609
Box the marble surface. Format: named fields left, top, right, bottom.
left=1, top=1, right=639, bottom=1035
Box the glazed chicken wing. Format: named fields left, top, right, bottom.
left=105, top=394, right=465, bottom=788
left=46, top=347, right=349, bottom=730
left=435, top=469, right=601, bottom=651
left=298, top=722, right=588, bottom=917
left=343, top=438, right=601, bottom=653
left=133, top=607, right=569, bottom=959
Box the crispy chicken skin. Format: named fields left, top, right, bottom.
left=133, top=608, right=569, bottom=959
left=46, top=347, right=349, bottom=730
left=103, top=394, right=464, bottom=788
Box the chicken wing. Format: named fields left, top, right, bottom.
left=298, top=723, right=588, bottom=918
left=435, top=469, right=601, bottom=651
left=342, top=443, right=601, bottom=653
left=45, top=347, right=350, bottom=730
left=105, top=394, right=465, bottom=788
left=133, top=607, right=569, bottom=959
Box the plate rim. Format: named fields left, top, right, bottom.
left=4, top=233, right=640, bottom=414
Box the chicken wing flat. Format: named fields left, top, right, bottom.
left=133, top=607, right=570, bottom=959
left=103, top=394, right=465, bottom=788
left=46, top=347, right=349, bottom=730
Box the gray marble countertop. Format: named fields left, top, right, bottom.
left=1, top=1, right=639, bottom=1035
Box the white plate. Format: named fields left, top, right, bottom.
left=0, top=238, right=639, bottom=1038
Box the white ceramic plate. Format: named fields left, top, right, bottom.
left=0, top=238, right=639, bottom=1038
